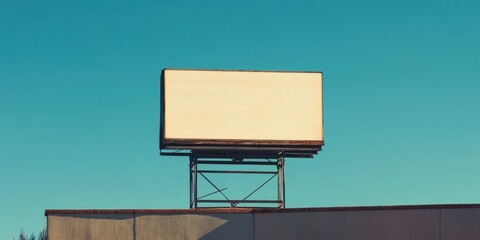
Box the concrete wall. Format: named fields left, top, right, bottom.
left=48, top=212, right=253, bottom=240
left=46, top=205, right=480, bottom=240
left=48, top=214, right=134, bottom=240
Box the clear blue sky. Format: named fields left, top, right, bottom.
left=1, top=0, right=479, bottom=238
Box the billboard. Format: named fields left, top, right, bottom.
left=160, top=69, right=323, bottom=151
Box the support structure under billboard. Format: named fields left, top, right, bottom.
left=187, top=151, right=285, bottom=209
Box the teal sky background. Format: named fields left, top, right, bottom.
left=1, top=0, right=479, bottom=238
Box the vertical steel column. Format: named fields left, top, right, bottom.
left=281, top=155, right=285, bottom=208
left=277, top=154, right=285, bottom=208
left=189, top=156, right=193, bottom=209
left=193, top=156, right=198, bottom=209
left=277, top=157, right=281, bottom=208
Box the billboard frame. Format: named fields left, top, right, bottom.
left=159, top=68, right=324, bottom=155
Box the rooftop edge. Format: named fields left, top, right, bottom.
left=45, top=204, right=480, bottom=216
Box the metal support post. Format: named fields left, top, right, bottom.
left=189, top=154, right=199, bottom=209
left=277, top=158, right=281, bottom=208
left=281, top=156, right=285, bottom=208
left=193, top=156, right=198, bottom=209
left=189, top=156, right=193, bottom=208
left=277, top=154, right=285, bottom=208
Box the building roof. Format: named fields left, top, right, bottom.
left=45, top=203, right=480, bottom=216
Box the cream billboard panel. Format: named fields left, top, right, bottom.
left=163, top=69, right=323, bottom=143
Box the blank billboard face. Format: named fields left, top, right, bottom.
left=161, top=69, right=323, bottom=149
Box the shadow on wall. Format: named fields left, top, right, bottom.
left=199, top=214, right=254, bottom=240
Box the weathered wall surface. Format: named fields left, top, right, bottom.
left=46, top=205, right=480, bottom=240
left=255, top=209, right=440, bottom=240
left=441, top=208, right=480, bottom=240
left=48, top=214, right=134, bottom=240
left=47, top=212, right=254, bottom=240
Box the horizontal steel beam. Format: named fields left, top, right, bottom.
left=194, top=206, right=281, bottom=209
left=197, top=200, right=282, bottom=204
left=160, top=150, right=315, bottom=158
left=160, top=152, right=191, bottom=156
left=165, top=145, right=320, bottom=152
left=196, top=160, right=278, bottom=165
left=197, top=170, right=277, bottom=174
